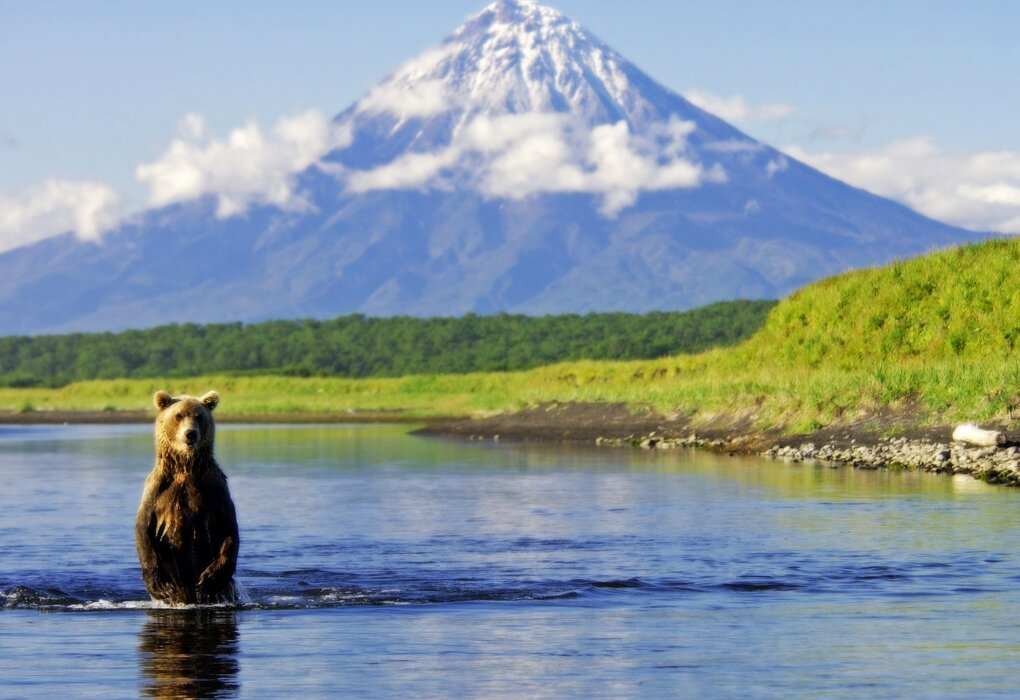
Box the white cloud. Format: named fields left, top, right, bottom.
left=390, top=43, right=463, bottom=83
left=347, top=114, right=718, bottom=216
left=347, top=148, right=460, bottom=192
left=788, top=137, right=1020, bottom=233
left=683, top=90, right=794, bottom=123
left=765, top=157, right=788, bottom=179
left=0, top=179, right=120, bottom=253
left=357, top=79, right=451, bottom=119
left=463, top=113, right=584, bottom=198
left=136, top=109, right=351, bottom=218
left=461, top=112, right=570, bottom=155
left=0, top=109, right=353, bottom=253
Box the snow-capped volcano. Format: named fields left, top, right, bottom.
left=336, top=0, right=750, bottom=216
left=0, top=0, right=987, bottom=334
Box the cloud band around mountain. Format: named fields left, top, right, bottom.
left=347, top=114, right=722, bottom=216
left=0, top=108, right=726, bottom=254
left=6, top=107, right=1020, bottom=255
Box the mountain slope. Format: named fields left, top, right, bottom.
left=0, top=0, right=986, bottom=334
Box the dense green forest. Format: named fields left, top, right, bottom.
left=0, top=301, right=776, bottom=387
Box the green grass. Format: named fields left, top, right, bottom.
left=1, top=355, right=1016, bottom=430
left=743, top=238, right=1020, bottom=368
left=4, top=238, right=1020, bottom=433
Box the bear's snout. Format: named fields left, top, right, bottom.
left=176, top=420, right=201, bottom=450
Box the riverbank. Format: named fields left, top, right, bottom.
left=416, top=401, right=1020, bottom=487
left=5, top=400, right=1019, bottom=486
left=7, top=239, right=1020, bottom=485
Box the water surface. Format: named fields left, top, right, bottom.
left=1, top=424, right=1019, bottom=697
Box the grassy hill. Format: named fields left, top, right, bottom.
left=4, top=239, right=1020, bottom=433
left=744, top=238, right=1020, bottom=368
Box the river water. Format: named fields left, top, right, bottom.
left=1, top=423, right=1019, bottom=698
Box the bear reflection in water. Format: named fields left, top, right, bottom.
left=138, top=609, right=239, bottom=699
left=136, top=390, right=240, bottom=605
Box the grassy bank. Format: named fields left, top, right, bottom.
left=1, top=354, right=1016, bottom=432
left=4, top=239, right=1019, bottom=433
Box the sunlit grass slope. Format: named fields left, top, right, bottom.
left=3, top=238, right=1019, bottom=432
left=743, top=238, right=1020, bottom=368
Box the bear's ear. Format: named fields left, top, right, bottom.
left=153, top=391, right=176, bottom=411
left=199, top=391, right=220, bottom=412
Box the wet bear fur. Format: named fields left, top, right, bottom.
left=136, top=390, right=239, bottom=605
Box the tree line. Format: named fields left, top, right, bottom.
left=0, top=300, right=776, bottom=387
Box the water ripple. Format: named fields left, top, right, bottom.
left=1, top=551, right=1005, bottom=612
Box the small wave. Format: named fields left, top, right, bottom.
left=590, top=578, right=645, bottom=589
left=278, top=583, right=577, bottom=608
left=69, top=599, right=153, bottom=611
left=2, top=585, right=83, bottom=609
left=2, top=585, right=158, bottom=611
left=718, top=580, right=803, bottom=592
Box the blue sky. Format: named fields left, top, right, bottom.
left=3, top=0, right=1020, bottom=247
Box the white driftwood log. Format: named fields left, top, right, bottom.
left=952, top=423, right=1006, bottom=447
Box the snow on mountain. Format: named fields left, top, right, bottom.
left=335, top=0, right=754, bottom=215
left=358, top=0, right=649, bottom=123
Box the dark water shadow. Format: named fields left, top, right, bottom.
left=138, top=608, right=240, bottom=699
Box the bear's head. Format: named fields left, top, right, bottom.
left=153, top=390, right=220, bottom=462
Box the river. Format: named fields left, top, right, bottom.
left=1, top=423, right=1019, bottom=697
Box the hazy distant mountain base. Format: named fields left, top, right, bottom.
left=0, top=176, right=981, bottom=335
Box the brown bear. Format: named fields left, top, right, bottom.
left=136, top=390, right=239, bottom=605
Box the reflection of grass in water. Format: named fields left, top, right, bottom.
left=217, top=423, right=433, bottom=469
left=219, top=423, right=976, bottom=501
left=6, top=240, right=1020, bottom=432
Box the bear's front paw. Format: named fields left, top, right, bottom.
left=197, top=564, right=221, bottom=592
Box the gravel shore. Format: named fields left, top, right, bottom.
left=595, top=432, right=1020, bottom=487
left=763, top=437, right=1020, bottom=486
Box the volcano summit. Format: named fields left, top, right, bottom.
left=0, top=0, right=985, bottom=333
